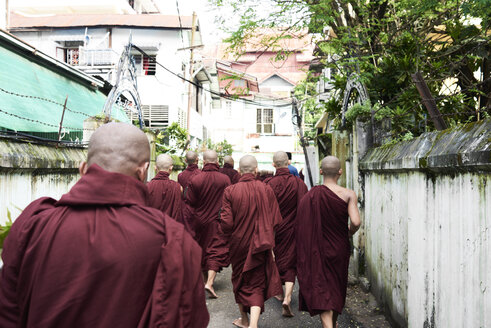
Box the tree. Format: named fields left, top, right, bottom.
left=211, top=0, right=490, bottom=140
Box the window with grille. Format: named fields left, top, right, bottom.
left=256, top=108, right=274, bottom=134
left=125, top=105, right=168, bottom=128
left=133, top=54, right=156, bottom=76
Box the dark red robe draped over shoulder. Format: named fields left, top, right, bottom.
left=219, top=163, right=239, bottom=184
left=220, top=173, right=283, bottom=312
left=147, top=171, right=183, bottom=221
left=178, top=164, right=201, bottom=190
left=0, top=164, right=208, bottom=328
left=296, top=185, right=350, bottom=315
left=265, top=167, right=308, bottom=283
left=186, top=163, right=230, bottom=271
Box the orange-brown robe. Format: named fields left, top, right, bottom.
left=265, top=167, right=308, bottom=283
left=220, top=173, right=283, bottom=312
left=296, top=185, right=350, bottom=315
left=0, top=164, right=208, bottom=328
left=186, top=162, right=230, bottom=271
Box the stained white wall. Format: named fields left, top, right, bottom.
left=363, top=171, right=490, bottom=327
left=0, top=171, right=79, bottom=225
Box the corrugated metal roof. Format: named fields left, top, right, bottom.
left=9, top=13, right=195, bottom=30
left=0, top=29, right=129, bottom=133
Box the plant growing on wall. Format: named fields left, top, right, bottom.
left=0, top=209, right=13, bottom=249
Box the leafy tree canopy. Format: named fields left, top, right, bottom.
left=211, top=0, right=490, bottom=141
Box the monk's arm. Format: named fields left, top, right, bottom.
left=219, top=189, right=234, bottom=243
left=347, top=190, right=361, bottom=236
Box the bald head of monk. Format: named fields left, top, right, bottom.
left=223, top=155, right=234, bottom=166
left=185, top=151, right=199, bottom=165
left=156, top=154, right=174, bottom=173
left=272, top=151, right=289, bottom=168
left=238, top=155, right=258, bottom=175
left=81, top=122, right=150, bottom=182
left=320, top=155, right=342, bottom=179
left=203, top=150, right=218, bottom=165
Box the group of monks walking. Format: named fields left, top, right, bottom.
left=0, top=122, right=361, bottom=328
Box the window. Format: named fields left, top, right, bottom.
left=257, top=108, right=274, bottom=134
left=133, top=54, right=156, bottom=75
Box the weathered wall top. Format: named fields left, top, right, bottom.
left=360, top=119, right=490, bottom=172
left=0, top=138, right=86, bottom=171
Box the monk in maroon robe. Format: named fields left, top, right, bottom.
left=0, top=123, right=208, bottom=328
left=147, top=154, right=183, bottom=221
left=296, top=156, right=361, bottom=328
left=186, top=149, right=231, bottom=298
left=220, top=155, right=239, bottom=184
left=178, top=150, right=201, bottom=190
left=221, top=155, right=283, bottom=328
left=264, top=151, right=308, bottom=317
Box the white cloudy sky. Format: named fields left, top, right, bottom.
left=155, top=0, right=226, bottom=44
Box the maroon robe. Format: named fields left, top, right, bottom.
left=296, top=185, right=350, bottom=315
left=186, top=163, right=230, bottom=271
left=147, top=171, right=183, bottom=220
left=220, top=173, right=283, bottom=311
left=265, top=167, right=308, bottom=283
left=219, top=163, right=239, bottom=184
left=0, top=164, right=208, bottom=328
left=178, top=164, right=200, bottom=190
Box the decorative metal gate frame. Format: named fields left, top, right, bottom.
left=103, top=36, right=144, bottom=128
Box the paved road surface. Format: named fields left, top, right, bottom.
left=206, top=267, right=363, bottom=328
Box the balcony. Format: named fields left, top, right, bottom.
left=78, top=47, right=120, bottom=67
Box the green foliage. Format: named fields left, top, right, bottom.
left=211, top=0, right=491, bottom=141
left=0, top=209, right=13, bottom=249
left=156, top=122, right=189, bottom=156
left=205, top=139, right=234, bottom=165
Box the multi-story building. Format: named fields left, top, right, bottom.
left=8, top=1, right=217, bottom=148
left=201, top=32, right=313, bottom=168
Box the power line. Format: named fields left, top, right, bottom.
left=131, top=44, right=294, bottom=108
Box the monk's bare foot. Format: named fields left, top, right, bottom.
left=274, top=294, right=284, bottom=302
left=205, top=285, right=218, bottom=299
left=282, top=303, right=294, bottom=317
left=232, top=318, right=249, bottom=328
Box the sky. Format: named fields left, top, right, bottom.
left=155, top=0, right=226, bottom=44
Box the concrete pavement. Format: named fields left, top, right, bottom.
left=206, top=267, right=364, bottom=328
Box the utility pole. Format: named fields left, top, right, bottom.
left=186, top=12, right=197, bottom=143
left=292, top=96, right=314, bottom=187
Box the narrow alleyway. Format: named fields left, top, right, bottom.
left=206, top=267, right=391, bottom=328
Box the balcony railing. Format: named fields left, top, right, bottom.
left=78, top=47, right=120, bottom=67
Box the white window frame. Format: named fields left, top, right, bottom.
left=256, top=108, right=274, bottom=134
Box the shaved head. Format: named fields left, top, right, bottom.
left=273, top=151, right=289, bottom=168
left=156, top=154, right=173, bottom=172
left=321, top=156, right=341, bottom=177
left=185, top=151, right=198, bottom=165
left=239, top=155, right=258, bottom=174
left=223, top=155, right=234, bottom=166
left=86, top=122, right=150, bottom=180
left=203, top=150, right=218, bottom=164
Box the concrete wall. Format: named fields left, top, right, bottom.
left=0, top=138, right=85, bottom=225
left=359, top=119, right=491, bottom=327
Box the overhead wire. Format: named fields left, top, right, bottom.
left=131, top=44, right=295, bottom=108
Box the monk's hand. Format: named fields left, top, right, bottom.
left=272, top=249, right=275, bottom=260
